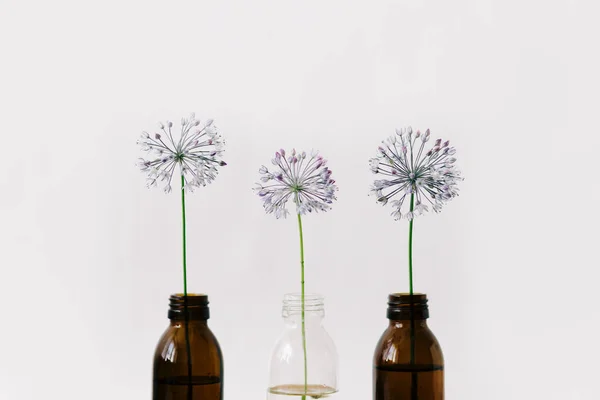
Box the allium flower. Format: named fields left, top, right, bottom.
left=254, top=149, right=338, bottom=219
left=137, top=113, right=226, bottom=193
left=370, top=127, right=462, bottom=220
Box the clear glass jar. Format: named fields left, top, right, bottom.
left=267, top=293, right=339, bottom=399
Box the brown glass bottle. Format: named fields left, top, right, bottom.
left=373, top=293, right=444, bottom=400
left=153, top=294, right=223, bottom=400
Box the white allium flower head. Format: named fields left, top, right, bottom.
left=137, top=113, right=226, bottom=193
left=370, top=127, right=462, bottom=221
left=254, top=149, right=338, bottom=219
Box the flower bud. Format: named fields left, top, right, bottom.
left=422, top=129, right=431, bottom=142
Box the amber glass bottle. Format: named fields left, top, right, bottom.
left=153, top=294, right=223, bottom=400
left=373, top=293, right=444, bottom=400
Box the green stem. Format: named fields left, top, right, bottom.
left=297, top=212, right=308, bottom=400
left=181, top=175, right=192, bottom=400
left=408, top=193, right=414, bottom=296
left=408, top=193, right=417, bottom=400
left=181, top=174, right=188, bottom=297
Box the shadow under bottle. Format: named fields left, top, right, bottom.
left=153, top=294, right=223, bottom=400
left=373, top=293, right=444, bottom=400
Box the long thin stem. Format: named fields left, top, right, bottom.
left=184, top=299, right=193, bottom=400
left=408, top=193, right=414, bottom=296
left=181, top=174, right=188, bottom=297
left=408, top=193, right=418, bottom=400
left=297, top=212, right=308, bottom=400
left=181, top=174, right=193, bottom=400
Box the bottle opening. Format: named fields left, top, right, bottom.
left=387, top=293, right=429, bottom=320
left=282, top=293, right=325, bottom=316
left=168, top=293, right=210, bottom=320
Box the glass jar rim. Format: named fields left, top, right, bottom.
left=282, top=293, right=325, bottom=314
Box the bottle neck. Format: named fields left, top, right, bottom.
left=170, top=319, right=208, bottom=327
left=282, top=293, right=325, bottom=324
left=167, top=293, right=210, bottom=322
left=388, top=319, right=429, bottom=329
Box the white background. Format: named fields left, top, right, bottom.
left=1, top=0, right=599, bottom=399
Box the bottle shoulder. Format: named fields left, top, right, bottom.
left=271, top=321, right=338, bottom=364
left=373, top=323, right=444, bottom=366
left=158, top=322, right=221, bottom=343
left=153, top=322, right=223, bottom=369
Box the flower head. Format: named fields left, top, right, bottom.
left=137, top=113, right=226, bottom=193
left=370, top=127, right=462, bottom=220
left=254, top=149, right=338, bottom=219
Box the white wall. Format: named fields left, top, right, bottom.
left=1, top=0, right=599, bottom=399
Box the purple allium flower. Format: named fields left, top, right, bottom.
left=370, top=127, right=462, bottom=220
left=137, top=113, right=226, bottom=193
left=255, top=149, right=338, bottom=219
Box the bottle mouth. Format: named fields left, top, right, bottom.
left=388, top=292, right=427, bottom=303
left=282, top=293, right=325, bottom=314
left=387, top=293, right=429, bottom=320
left=168, top=293, right=210, bottom=320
